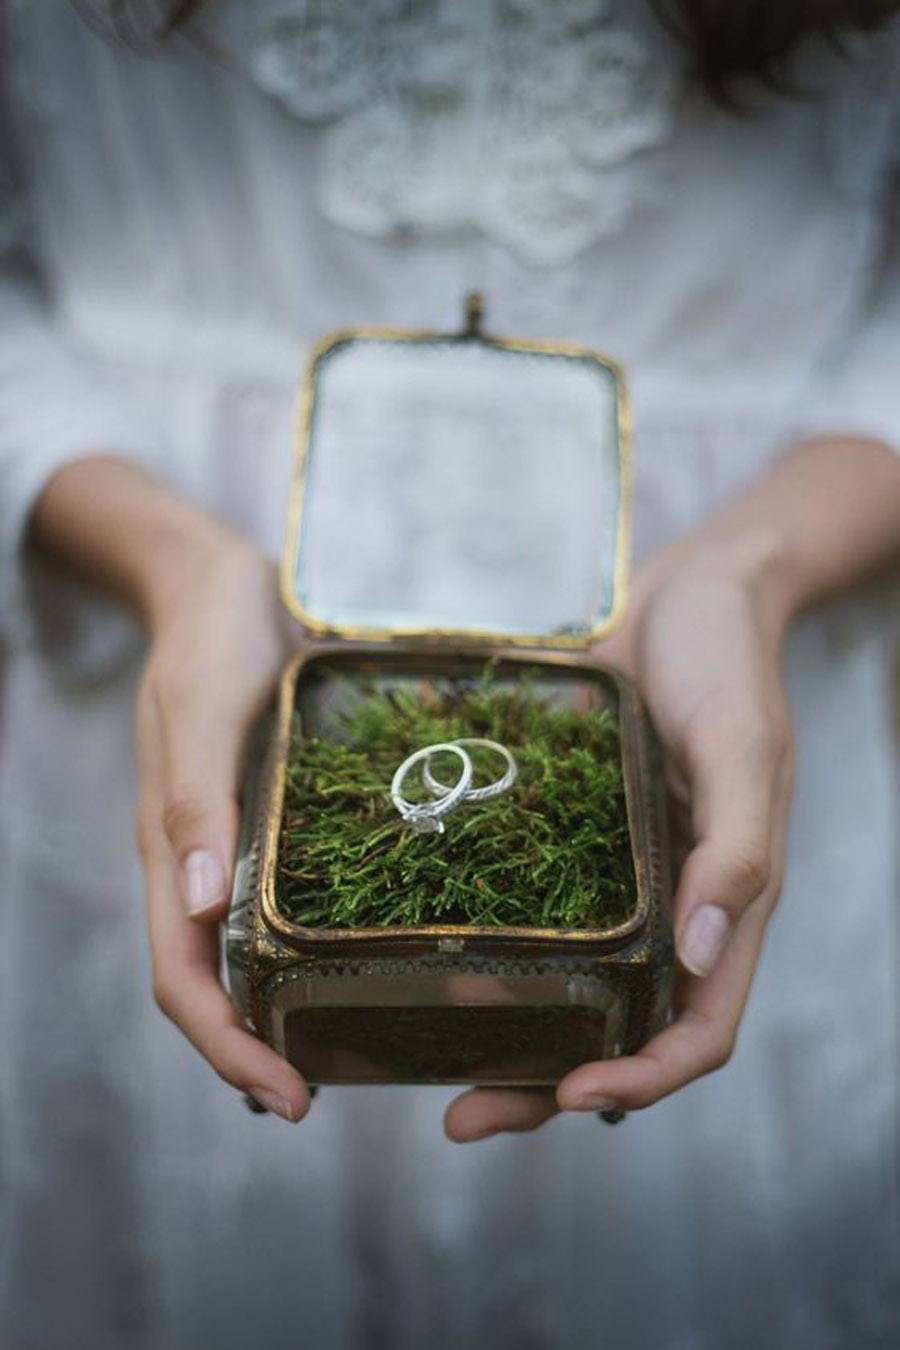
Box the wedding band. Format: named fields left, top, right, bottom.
left=391, top=742, right=473, bottom=836
left=423, top=737, right=518, bottom=804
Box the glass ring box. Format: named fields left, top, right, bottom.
left=227, top=296, right=673, bottom=1087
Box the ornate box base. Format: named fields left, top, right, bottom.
left=227, top=647, right=673, bottom=1087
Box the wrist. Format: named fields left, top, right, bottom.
left=32, top=456, right=253, bottom=634
left=140, top=516, right=252, bottom=638
left=695, top=518, right=804, bottom=642
left=636, top=517, right=802, bottom=655
left=684, top=437, right=900, bottom=631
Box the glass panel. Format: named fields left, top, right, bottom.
left=272, top=966, right=624, bottom=1084
left=291, top=336, right=626, bottom=640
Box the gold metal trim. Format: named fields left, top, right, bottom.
left=279, top=313, right=632, bottom=651
left=257, top=647, right=652, bottom=953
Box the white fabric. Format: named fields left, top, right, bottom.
left=239, top=0, right=681, bottom=266
left=0, top=280, right=172, bottom=672
left=0, top=3, right=899, bottom=1349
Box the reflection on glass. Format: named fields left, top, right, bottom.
left=294, top=337, right=623, bottom=638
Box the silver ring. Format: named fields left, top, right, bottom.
left=423, top=737, right=518, bottom=804
left=391, top=742, right=473, bottom=836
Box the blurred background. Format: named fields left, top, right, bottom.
left=0, top=3, right=898, bottom=1347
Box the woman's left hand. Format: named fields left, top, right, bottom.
left=444, top=527, right=795, bottom=1141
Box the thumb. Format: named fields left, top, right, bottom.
left=674, top=720, right=786, bottom=978
left=588, top=612, right=637, bottom=681
left=159, top=692, right=246, bottom=922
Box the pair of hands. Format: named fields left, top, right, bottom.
left=135, top=528, right=794, bottom=1137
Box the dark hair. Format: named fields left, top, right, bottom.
left=73, top=0, right=207, bottom=51
left=75, top=0, right=900, bottom=101
left=651, top=0, right=900, bottom=100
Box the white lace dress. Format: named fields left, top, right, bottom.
left=0, top=4, right=899, bottom=1348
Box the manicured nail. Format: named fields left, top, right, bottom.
left=183, top=849, right=226, bottom=916
left=248, top=1087, right=301, bottom=1122
left=571, top=1093, right=619, bottom=1111
left=680, top=904, right=731, bottom=977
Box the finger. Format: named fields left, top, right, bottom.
left=674, top=713, right=789, bottom=977
left=444, top=1087, right=559, bottom=1143
left=153, top=914, right=311, bottom=1122
left=447, top=859, right=774, bottom=1133
left=587, top=615, right=637, bottom=681
left=451, top=896, right=767, bottom=1128
left=557, top=896, right=769, bottom=1113
left=137, top=694, right=310, bottom=1121
left=558, top=786, right=790, bottom=1115
left=154, top=676, right=252, bottom=922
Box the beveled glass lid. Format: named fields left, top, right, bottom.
left=282, top=296, right=631, bottom=649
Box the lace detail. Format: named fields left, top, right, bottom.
left=236, top=0, right=681, bottom=267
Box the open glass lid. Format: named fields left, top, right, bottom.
left=282, top=296, right=631, bottom=648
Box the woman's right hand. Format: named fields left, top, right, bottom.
left=134, top=535, right=312, bottom=1122
left=32, top=457, right=312, bottom=1121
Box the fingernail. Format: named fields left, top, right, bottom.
left=571, top=1093, right=619, bottom=1112
left=183, top=849, right=226, bottom=916
left=680, top=904, right=731, bottom=977
left=248, top=1087, right=301, bottom=1122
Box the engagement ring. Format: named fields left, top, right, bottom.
left=391, top=737, right=518, bottom=835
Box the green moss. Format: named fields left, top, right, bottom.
left=276, top=666, right=636, bottom=930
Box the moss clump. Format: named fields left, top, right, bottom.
left=277, top=668, right=636, bottom=930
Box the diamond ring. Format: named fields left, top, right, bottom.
left=390, top=742, right=473, bottom=836
left=391, top=737, right=518, bottom=835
